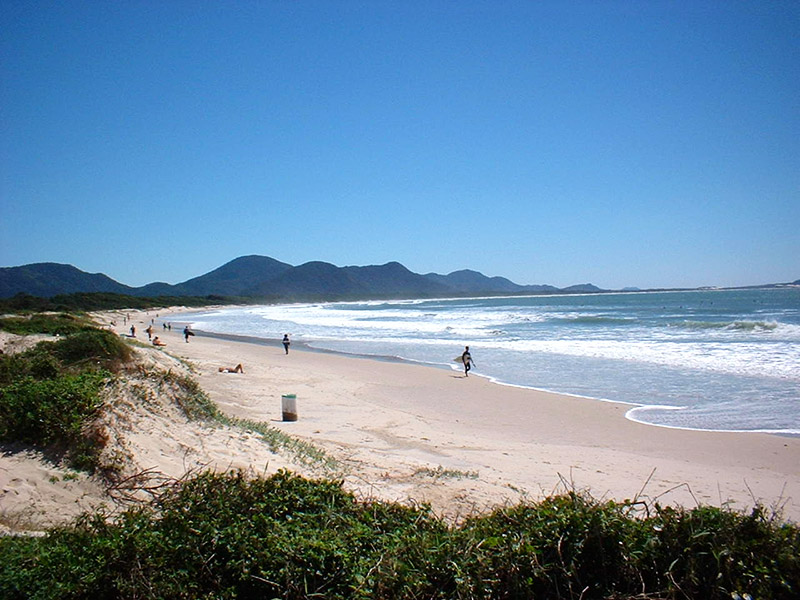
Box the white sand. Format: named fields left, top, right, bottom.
left=2, top=308, right=798, bottom=533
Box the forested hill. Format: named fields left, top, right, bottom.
left=2, top=256, right=574, bottom=300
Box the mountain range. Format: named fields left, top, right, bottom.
left=0, top=256, right=603, bottom=301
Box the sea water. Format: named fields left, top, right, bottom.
left=177, top=288, right=800, bottom=434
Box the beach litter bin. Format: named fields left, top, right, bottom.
left=281, top=394, right=298, bottom=421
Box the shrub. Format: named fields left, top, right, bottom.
left=0, top=471, right=798, bottom=599
left=0, top=326, right=129, bottom=472
left=0, top=312, right=92, bottom=336
left=0, top=372, right=108, bottom=470
left=645, top=504, right=800, bottom=599
left=0, top=471, right=446, bottom=599
left=450, top=492, right=644, bottom=599
left=51, top=329, right=132, bottom=371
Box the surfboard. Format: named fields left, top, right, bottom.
left=454, top=356, right=465, bottom=364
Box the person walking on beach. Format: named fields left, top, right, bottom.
left=461, top=346, right=475, bottom=377
left=145, top=325, right=153, bottom=340
left=130, top=325, right=136, bottom=337
left=282, top=334, right=291, bottom=354
left=183, top=326, right=194, bottom=343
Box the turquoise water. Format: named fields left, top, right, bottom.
left=178, top=288, right=800, bottom=433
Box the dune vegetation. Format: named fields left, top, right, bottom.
left=0, top=314, right=798, bottom=599
left=0, top=468, right=798, bottom=599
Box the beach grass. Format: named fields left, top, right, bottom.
left=139, top=361, right=339, bottom=472
left=414, top=465, right=479, bottom=480
left=217, top=413, right=340, bottom=472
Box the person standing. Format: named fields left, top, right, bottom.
left=183, top=326, right=194, bottom=343
left=282, top=334, right=291, bottom=355
left=130, top=325, right=136, bottom=337
left=461, top=346, right=475, bottom=377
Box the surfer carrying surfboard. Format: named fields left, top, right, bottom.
left=461, top=346, right=475, bottom=377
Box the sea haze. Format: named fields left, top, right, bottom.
left=177, top=288, right=800, bottom=434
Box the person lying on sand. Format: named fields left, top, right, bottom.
left=152, top=337, right=167, bottom=347
left=218, top=364, right=244, bottom=373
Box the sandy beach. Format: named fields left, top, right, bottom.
left=126, top=309, right=800, bottom=518
left=3, top=307, right=799, bottom=532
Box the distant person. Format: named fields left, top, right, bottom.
left=183, top=326, right=194, bottom=343
left=218, top=364, right=244, bottom=373
left=461, top=346, right=475, bottom=377
left=145, top=325, right=153, bottom=340
left=152, top=337, right=167, bottom=347
left=282, top=334, right=291, bottom=354
left=130, top=325, right=136, bottom=337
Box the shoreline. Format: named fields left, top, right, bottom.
left=98, top=307, right=800, bottom=522
left=183, top=324, right=800, bottom=438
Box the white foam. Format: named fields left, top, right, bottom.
left=178, top=291, right=800, bottom=433
left=477, top=338, right=800, bottom=381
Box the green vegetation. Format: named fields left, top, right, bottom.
left=414, top=465, right=479, bottom=480
left=0, top=470, right=797, bottom=599
left=140, top=366, right=337, bottom=470
left=218, top=414, right=339, bottom=472
left=0, top=291, right=240, bottom=314
left=1, top=316, right=797, bottom=598
left=0, top=315, right=334, bottom=475
left=151, top=368, right=221, bottom=422
left=0, top=312, right=96, bottom=336
left=0, top=372, right=108, bottom=471
left=0, top=328, right=132, bottom=471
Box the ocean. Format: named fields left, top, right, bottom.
left=176, top=287, right=800, bottom=434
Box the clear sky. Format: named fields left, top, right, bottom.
left=2, top=1, right=798, bottom=290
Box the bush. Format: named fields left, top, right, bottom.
left=1, top=471, right=797, bottom=600
left=450, top=493, right=644, bottom=599
left=0, top=372, right=108, bottom=470
left=0, top=326, right=124, bottom=472
left=644, top=504, right=800, bottom=599
left=51, top=329, right=132, bottom=371
left=0, top=312, right=92, bottom=336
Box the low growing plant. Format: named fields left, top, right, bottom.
left=1, top=471, right=797, bottom=600
left=0, top=326, right=128, bottom=472
left=0, top=312, right=93, bottom=336
left=50, top=328, right=133, bottom=371
left=0, top=371, right=108, bottom=470
left=217, top=413, right=338, bottom=472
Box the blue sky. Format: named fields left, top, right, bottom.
left=2, top=1, right=798, bottom=290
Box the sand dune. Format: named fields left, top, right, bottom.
left=2, top=308, right=798, bottom=534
